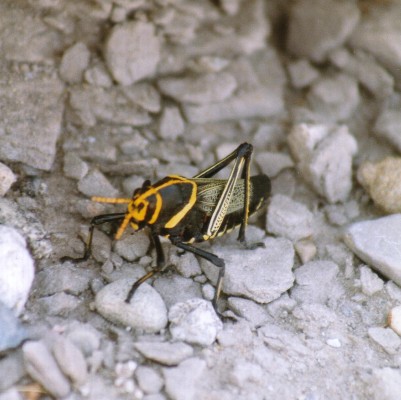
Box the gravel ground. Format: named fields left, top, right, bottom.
left=1, top=0, right=401, bottom=399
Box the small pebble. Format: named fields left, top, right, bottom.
left=0, top=352, right=26, bottom=392
left=287, top=59, right=319, bottom=88
left=374, top=110, right=401, bottom=152
left=326, top=338, right=341, bottom=348
left=163, top=358, right=206, bottom=400
left=78, top=169, right=118, bottom=198
left=359, top=265, right=384, bottom=296
left=0, top=226, right=34, bottom=315
left=158, top=106, right=185, bottom=140
left=123, top=83, right=161, bottom=113
left=104, top=21, right=160, bottom=85
left=134, top=341, right=193, bottom=366
left=52, top=336, right=88, bottom=386
left=84, top=62, right=113, bottom=87
left=255, top=151, right=294, bottom=178
left=294, top=239, right=317, bottom=264
left=0, top=162, right=16, bottom=196
left=168, top=250, right=201, bottom=278
left=169, top=299, right=223, bottom=346
left=59, top=42, right=90, bottom=84
left=288, top=123, right=358, bottom=203
left=36, top=292, right=81, bottom=316
left=357, top=157, right=401, bottom=213
left=291, top=260, right=341, bottom=304
left=95, top=280, right=168, bottom=333
left=22, top=340, right=71, bottom=398
left=113, top=230, right=151, bottom=262
left=343, top=215, right=401, bottom=287
left=267, top=194, right=313, bottom=241
left=65, top=322, right=101, bottom=356
left=227, top=297, right=269, bottom=327
left=63, top=152, right=89, bottom=180
left=201, top=283, right=215, bottom=302
left=388, top=306, right=401, bottom=336
left=135, top=366, right=164, bottom=394
left=368, top=327, right=401, bottom=355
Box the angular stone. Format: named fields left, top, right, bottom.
left=374, top=110, right=401, bottom=153
left=202, top=237, right=294, bottom=304
left=0, top=163, right=16, bottom=196
left=95, top=281, right=168, bottom=333
left=0, top=77, right=64, bottom=170
left=134, top=341, right=193, bottom=366
left=104, top=21, right=160, bottom=85
left=287, top=0, right=360, bottom=61
left=288, top=123, right=358, bottom=203
left=343, top=215, right=401, bottom=287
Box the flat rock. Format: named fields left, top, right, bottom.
left=368, top=327, right=401, bottom=355
left=359, top=265, right=384, bottom=296
left=134, top=341, right=193, bottom=366
left=77, top=169, right=118, bottom=198
left=267, top=194, right=313, bottom=242
left=349, top=3, right=401, bottom=86
left=104, top=21, right=160, bottom=85
left=202, top=237, right=294, bottom=304
left=69, top=86, right=151, bottom=127
left=287, top=0, right=360, bottom=62
left=0, top=77, right=64, bottom=170
left=23, top=340, right=70, bottom=398
left=255, top=151, right=294, bottom=178
left=343, top=215, right=401, bottom=287
left=227, top=297, right=270, bottom=327
left=0, top=226, right=34, bottom=315
left=357, top=157, right=401, bottom=213
left=307, top=74, right=360, bottom=122
left=95, top=280, right=167, bottom=333
left=288, top=123, right=358, bottom=203
left=291, top=260, right=341, bottom=304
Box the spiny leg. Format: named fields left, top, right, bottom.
left=172, top=241, right=225, bottom=311
left=62, top=212, right=126, bottom=262
left=125, top=233, right=167, bottom=303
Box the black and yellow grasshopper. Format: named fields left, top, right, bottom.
left=70, top=143, right=271, bottom=310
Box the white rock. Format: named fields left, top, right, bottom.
left=63, top=153, right=88, bottom=180
left=326, top=338, right=341, bottom=348
left=0, top=77, right=64, bottom=171
left=95, top=281, right=168, bottom=333
left=368, top=327, right=401, bottom=355
left=307, top=74, right=360, bottom=121
left=169, top=299, right=223, bottom=346
left=0, top=162, right=16, bottom=196
left=158, top=106, right=185, bottom=140
left=203, top=237, right=294, bottom=304
left=329, top=48, right=394, bottom=98
left=0, top=226, right=34, bottom=315
left=163, top=358, right=206, bottom=400
left=255, top=151, right=294, bottom=177
left=227, top=297, right=269, bottom=327
left=287, top=0, right=360, bottom=61
left=113, top=230, right=150, bottom=262
left=77, top=168, right=118, bottom=198
left=134, top=341, right=193, bottom=366
left=267, top=194, right=313, bottom=241
left=52, top=336, right=88, bottom=386
left=291, top=260, right=341, bottom=304
left=288, top=123, right=358, bottom=203
left=59, top=42, right=90, bottom=84
left=388, top=306, right=401, bottom=336
left=287, top=59, right=319, bottom=88
left=158, top=72, right=237, bottom=105
left=84, top=63, right=113, bottom=87
left=104, top=21, right=160, bottom=85
left=23, top=340, right=70, bottom=398
left=359, top=265, right=384, bottom=296
left=343, top=215, right=401, bottom=287
left=349, top=4, right=401, bottom=86
left=122, top=83, right=161, bottom=113
left=135, top=366, right=164, bottom=394
left=294, top=239, right=317, bottom=264
left=69, top=86, right=151, bottom=127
